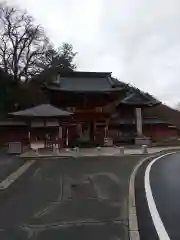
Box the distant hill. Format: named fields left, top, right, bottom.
left=144, top=104, right=180, bottom=129
left=0, top=68, right=180, bottom=130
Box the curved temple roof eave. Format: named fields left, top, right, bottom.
left=119, top=91, right=161, bottom=107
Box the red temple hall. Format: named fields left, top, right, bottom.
left=2, top=71, right=179, bottom=150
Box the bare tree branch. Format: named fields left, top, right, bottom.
left=0, top=3, right=77, bottom=83
left=0, top=3, right=52, bottom=82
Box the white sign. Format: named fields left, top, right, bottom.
left=8, top=142, right=22, bottom=154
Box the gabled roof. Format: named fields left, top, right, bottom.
left=44, top=71, right=125, bottom=92
left=120, top=91, right=160, bottom=107
left=9, top=104, right=73, bottom=118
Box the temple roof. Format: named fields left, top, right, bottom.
left=9, top=104, right=73, bottom=118
left=120, top=91, right=160, bottom=107
left=44, top=71, right=126, bottom=92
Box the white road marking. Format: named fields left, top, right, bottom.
left=34, top=205, right=54, bottom=218
left=144, top=152, right=176, bottom=240
left=0, top=160, right=35, bottom=189
left=33, top=168, right=40, bottom=177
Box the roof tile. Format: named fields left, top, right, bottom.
left=9, top=104, right=73, bottom=117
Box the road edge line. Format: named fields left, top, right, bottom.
left=0, top=160, right=36, bottom=190
left=128, top=150, right=179, bottom=240
left=128, top=155, right=152, bottom=239
left=144, top=152, right=176, bottom=240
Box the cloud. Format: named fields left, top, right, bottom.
left=8, top=0, right=180, bottom=107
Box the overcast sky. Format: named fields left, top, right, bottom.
left=8, top=0, right=180, bottom=107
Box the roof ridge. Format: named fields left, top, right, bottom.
left=59, top=71, right=112, bottom=78
left=9, top=104, right=73, bottom=117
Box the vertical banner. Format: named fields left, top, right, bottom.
left=135, top=108, right=142, bottom=136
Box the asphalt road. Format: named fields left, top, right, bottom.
left=136, top=152, right=180, bottom=240
left=0, top=155, right=24, bottom=181
left=0, top=155, right=142, bottom=240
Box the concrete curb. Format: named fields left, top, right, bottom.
left=128, top=149, right=180, bottom=239
left=20, top=155, right=70, bottom=160
left=19, top=153, right=160, bottom=158
left=0, top=160, right=35, bottom=190
left=128, top=155, right=152, bottom=240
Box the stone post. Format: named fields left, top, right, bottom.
left=119, top=146, right=124, bottom=155
left=135, top=108, right=142, bottom=136
left=135, top=108, right=151, bottom=146
left=142, top=145, right=148, bottom=154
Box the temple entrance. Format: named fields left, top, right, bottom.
left=69, top=121, right=95, bottom=147
left=79, top=122, right=91, bottom=142
left=30, top=127, right=60, bottom=150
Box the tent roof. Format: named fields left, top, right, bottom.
left=9, top=104, right=73, bottom=118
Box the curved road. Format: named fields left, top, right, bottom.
left=136, top=152, right=180, bottom=240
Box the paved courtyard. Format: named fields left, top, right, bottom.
left=0, top=156, right=144, bottom=240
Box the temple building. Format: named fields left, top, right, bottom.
left=42, top=71, right=179, bottom=146
left=1, top=71, right=179, bottom=149
left=109, top=91, right=178, bottom=144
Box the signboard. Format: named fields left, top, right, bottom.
left=104, top=137, right=113, bottom=146
left=31, top=121, right=59, bottom=127
left=31, top=121, right=44, bottom=127
left=8, top=142, right=22, bottom=154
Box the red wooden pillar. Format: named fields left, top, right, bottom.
left=66, top=127, right=69, bottom=147
left=27, top=120, right=31, bottom=148
left=93, top=120, right=96, bottom=141
left=44, top=119, right=46, bottom=148
left=28, top=130, right=31, bottom=145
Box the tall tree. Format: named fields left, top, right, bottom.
left=0, top=3, right=53, bottom=83
left=34, top=43, right=77, bottom=83
left=43, top=43, right=77, bottom=70
left=0, top=3, right=77, bottom=113
left=0, top=3, right=77, bottom=83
